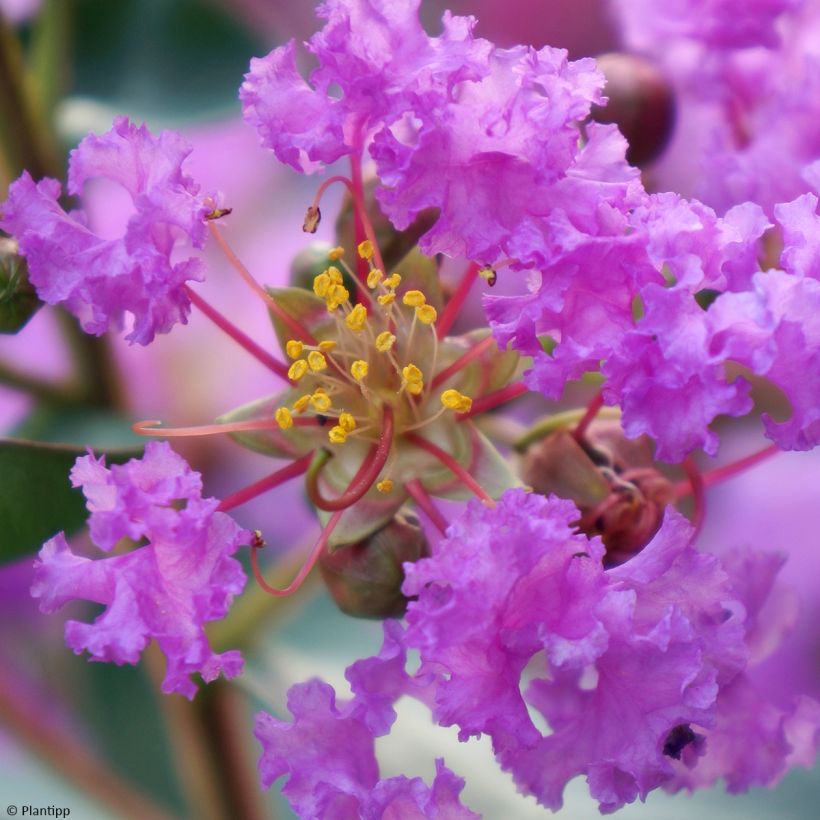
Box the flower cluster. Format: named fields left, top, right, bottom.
left=2, top=0, right=819, bottom=816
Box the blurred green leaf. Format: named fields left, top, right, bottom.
left=12, top=404, right=145, bottom=448
left=0, top=437, right=141, bottom=562
left=71, top=0, right=268, bottom=117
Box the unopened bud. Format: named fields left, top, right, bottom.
left=0, top=236, right=40, bottom=333
left=590, top=53, right=676, bottom=167
left=521, top=421, right=675, bottom=566
left=318, top=510, right=431, bottom=618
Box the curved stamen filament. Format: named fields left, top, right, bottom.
left=217, top=452, right=314, bottom=513
left=311, top=175, right=355, bottom=208
left=681, top=456, right=706, bottom=539
left=405, top=479, right=449, bottom=535
left=404, top=432, right=495, bottom=506
left=207, top=221, right=316, bottom=344
left=349, top=153, right=386, bottom=277
left=251, top=509, right=344, bottom=597
left=572, top=390, right=605, bottom=443
left=184, top=286, right=291, bottom=381
left=457, top=381, right=528, bottom=419
left=437, top=262, right=479, bottom=339
left=133, top=417, right=319, bottom=438
left=674, top=443, right=780, bottom=496
left=431, top=335, right=496, bottom=390
left=306, top=405, right=395, bottom=511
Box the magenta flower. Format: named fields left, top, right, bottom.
left=1, top=117, right=210, bottom=345
left=255, top=622, right=476, bottom=818
left=400, top=488, right=818, bottom=812
left=31, top=442, right=249, bottom=698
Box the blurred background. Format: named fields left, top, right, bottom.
left=0, top=1, right=817, bottom=818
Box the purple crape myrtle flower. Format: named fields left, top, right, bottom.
left=241, top=0, right=491, bottom=173
left=242, top=0, right=640, bottom=267
left=255, top=621, right=477, bottom=819
left=400, top=488, right=818, bottom=813
left=31, top=441, right=249, bottom=699
left=611, top=0, right=820, bottom=215
left=665, top=549, right=820, bottom=793
left=1, top=117, right=211, bottom=345
left=612, top=0, right=799, bottom=52
left=485, top=191, right=772, bottom=460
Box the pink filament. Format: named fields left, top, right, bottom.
left=133, top=417, right=318, bottom=438
left=184, top=286, right=291, bottom=380
left=457, top=381, right=528, bottom=419
left=405, top=479, right=449, bottom=535
left=437, top=263, right=480, bottom=339
left=572, top=390, right=605, bottom=443
left=217, top=452, right=314, bottom=513
left=431, top=335, right=496, bottom=390
left=405, top=432, right=495, bottom=506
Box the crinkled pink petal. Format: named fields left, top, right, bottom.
left=31, top=441, right=248, bottom=698
left=1, top=117, right=207, bottom=345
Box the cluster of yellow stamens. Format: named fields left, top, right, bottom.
left=272, top=240, right=474, bottom=486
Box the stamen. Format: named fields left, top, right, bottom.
left=674, top=443, right=780, bottom=495
left=367, top=269, right=384, bottom=289
left=217, top=451, right=314, bottom=513
left=345, top=304, right=368, bottom=332
left=288, top=360, right=309, bottom=381
left=376, top=478, right=394, bottom=493
left=405, top=478, right=449, bottom=535
left=328, top=246, right=345, bottom=261
left=441, top=389, right=473, bottom=413
left=416, top=304, right=437, bottom=325
left=402, top=290, right=427, bottom=307
left=307, top=351, right=328, bottom=372
left=310, top=389, right=332, bottom=413
left=437, top=262, right=479, bottom=339
left=184, top=286, right=291, bottom=381
left=431, top=335, right=496, bottom=390
left=328, top=426, right=348, bottom=444
left=251, top=508, right=344, bottom=597
left=457, top=381, right=528, bottom=419
left=207, top=221, right=316, bottom=344
left=401, top=364, right=424, bottom=396
left=305, top=406, right=395, bottom=511
left=275, top=407, right=293, bottom=429
left=357, top=240, right=374, bottom=260
left=572, top=390, right=605, bottom=443
left=286, top=340, right=304, bottom=359
left=349, top=153, right=386, bottom=279
left=351, top=360, right=369, bottom=381
left=375, top=331, right=396, bottom=352
left=132, top=417, right=320, bottom=438
left=405, top=432, right=495, bottom=506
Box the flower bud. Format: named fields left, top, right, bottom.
left=590, top=53, right=676, bottom=167
left=318, top=510, right=431, bottom=619
left=521, top=421, right=675, bottom=566
left=0, top=236, right=40, bottom=332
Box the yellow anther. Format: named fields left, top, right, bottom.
left=274, top=406, right=293, bottom=429
left=351, top=360, right=369, bottom=381
left=357, top=240, right=374, bottom=260
left=375, top=331, right=396, bottom=352
left=402, top=290, right=426, bottom=307
left=328, top=246, right=345, bottom=261
left=345, top=303, right=368, bottom=332
left=327, top=266, right=344, bottom=285
left=310, top=389, right=332, bottom=413
left=338, top=412, right=356, bottom=432
left=367, top=268, right=384, bottom=289
left=286, top=339, right=304, bottom=359
left=288, top=359, right=309, bottom=381
left=402, top=363, right=423, bottom=383
left=326, top=283, right=350, bottom=311
left=378, top=292, right=396, bottom=306
left=328, top=425, right=348, bottom=444
left=307, top=351, right=328, bottom=372
left=313, top=272, right=331, bottom=297
left=318, top=339, right=338, bottom=352
left=292, top=394, right=311, bottom=413
left=376, top=479, right=394, bottom=493
left=402, top=363, right=424, bottom=395
left=416, top=304, right=438, bottom=325
left=440, top=389, right=473, bottom=413
left=383, top=273, right=402, bottom=290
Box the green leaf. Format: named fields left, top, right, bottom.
left=0, top=438, right=142, bottom=562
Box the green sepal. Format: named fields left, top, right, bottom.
left=0, top=438, right=142, bottom=563
left=314, top=439, right=408, bottom=549
left=264, top=286, right=336, bottom=352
